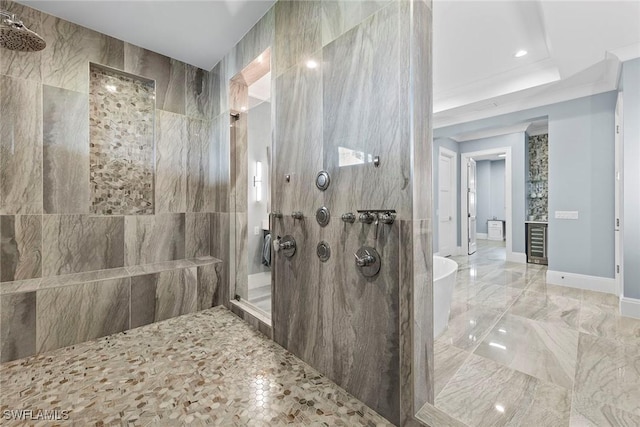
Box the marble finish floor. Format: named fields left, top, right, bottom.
left=420, top=240, right=640, bottom=427
left=0, top=307, right=391, bottom=426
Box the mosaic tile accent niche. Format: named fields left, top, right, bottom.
left=528, top=133, right=549, bottom=220
left=89, top=64, right=155, bottom=215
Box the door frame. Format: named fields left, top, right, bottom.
left=615, top=91, right=624, bottom=297
left=461, top=147, right=514, bottom=260
left=438, top=147, right=458, bottom=256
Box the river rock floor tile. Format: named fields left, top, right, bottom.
left=0, top=307, right=391, bottom=426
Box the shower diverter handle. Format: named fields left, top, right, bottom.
left=354, top=250, right=375, bottom=267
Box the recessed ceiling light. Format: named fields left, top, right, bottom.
left=515, top=50, right=528, bottom=58
left=306, top=60, right=318, bottom=69
left=240, top=106, right=247, bottom=112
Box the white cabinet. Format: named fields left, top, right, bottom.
left=487, top=220, right=505, bottom=241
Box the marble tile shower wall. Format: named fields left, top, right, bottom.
left=0, top=1, right=226, bottom=363
left=211, top=1, right=432, bottom=425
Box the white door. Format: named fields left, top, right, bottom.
left=467, top=159, right=477, bottom=255
left=615, top=93, right=623, bottom=296
left=439, top=150, right=456, bottom=256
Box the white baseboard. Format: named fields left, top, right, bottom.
left=477, top=233, right=488, bottom=240
left=620, top=297, right=640, bottom=319
left=506, top=252, right=527, bottom=263
left=546, top=270, right=616, bottom=294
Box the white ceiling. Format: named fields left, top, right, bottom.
left=17, top=0, right=640, bottom=127
left=19, top=0, right=276, bottom=70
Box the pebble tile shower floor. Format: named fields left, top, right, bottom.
left=0, top=307, right=391, bottom=426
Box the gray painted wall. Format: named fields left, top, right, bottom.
left=459, top=133, right=527, bottom=254
left=547, top=94, right=615, bottom=278
left=435, top=92, right=617, bottom=278
left=491, top=160, right=506, bottom=222
left=622, top=58, right=640, bottom=298
left=247, top=100, right=271, bottom=275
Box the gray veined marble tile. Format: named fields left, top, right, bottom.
left=581, top=289, right=619, bottom=307
left=0, top=215, right=42, bottom=282
left=574, top=332, right=640, bottom=416
left=186, top=213, right=210, bottom=258
left=211, top=114, right=230, bottom=213
left=43, top=85, right=90, bottom=214
left=124, top=43, right=186, bottom=114
left=435, top=353, right=571, bottom=427
left=274, top=0, right=322, bottom=76
left=130, top=267, right=197, bottom=328
left=0, top=0, right=42, bottom=81
left=570, top=395, right=640, bottom=427
left=186, top=65, right=213, bottom=120
left=42, top=214, right=125, bottom=276
left=474, top=314, right=579, bottom=390
left=436, top=305, right=502, bottom=352
left=41, top=14, right=124, bottom=93
left=156, top=110, right=187, bottom=213
left=321, top=0, right=393, bottom=46
left=579, top=301, right=640, bottom=345
left=508, top=289, right=581, bottom=330
left=452, top=282, right=522, bottom=312
left=36, top=277, right=130, bottom=353
left=0, top=75, right=43, bottom=214
left=526, top=280, right=583, bottom=300
left=197, top=262, right=221, bottom=311
left=434, top=340, right=470, bottom=398
left=210, top=212, right=230, bottom=306
left=39, top=267, right=129, bottom=290
left=124, top=213, right=185, bottom=266
left=322, top=1, right=411, bottom=219
left=480, top=269, right=529, bottom=289
left=1, top=291, right=36, bottom=362
left=274, top=55, right=323, bottom=218
left=186, top=118, right=213, bottom=212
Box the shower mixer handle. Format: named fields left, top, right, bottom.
left=354, top=251, right=375, bottom=267
left=291, top=211, right=304, bottom=220
left=271, top=211, right=283, bottom=219
left=341, top=213, right=356, bottom=223
left=358, top=212, right=376, bottom=224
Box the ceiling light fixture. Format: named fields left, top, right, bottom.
left=515, top=50, right=528, bottom=58
left=240, top=106, right=247, bottom=112
left=306, top=59, right=318, bottom=69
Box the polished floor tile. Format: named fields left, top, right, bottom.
left=474, top=314, right=579, bottom=389
left=0, top=307, right=392, bottom=426
left=435, top=353, right=571, bottom=427
left=508, top=289, right=581, bottom=330
left=424, top=240, right=640, bottom=427
left=574, top=332, right=640, bottom=416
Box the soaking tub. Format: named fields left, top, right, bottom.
left=433, top=256, right=458, bottom=338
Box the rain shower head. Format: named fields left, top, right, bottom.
left=0, top=10, right=46, bottom=52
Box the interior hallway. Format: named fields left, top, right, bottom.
left=420, top=240, right=640, bottom=426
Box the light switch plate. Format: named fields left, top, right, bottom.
left=254, top=226, right=260, bottom=235
left=555, top=211, right=579, bottom=220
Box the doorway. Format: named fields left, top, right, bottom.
left=461, top=148, right=512, bottom=260
left=229, top=48, right=273, bottom=321
left=438, top=147, right=458, bottom=256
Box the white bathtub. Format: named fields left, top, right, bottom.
left=433, top=256, right=458, bottom=338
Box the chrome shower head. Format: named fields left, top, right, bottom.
left=0, top=10, right=46, bottom=52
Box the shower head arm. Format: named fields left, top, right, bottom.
left=0, top=10, right=22, bottom=25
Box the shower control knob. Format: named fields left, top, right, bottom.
left=354, top=246, right=381, bottom=277
left=359, top=212, right=375, bottom=224
left=278, top=235, right=296, bottom=258
left=291, top=211, right=304, bottom=220
left=341, top=213, right=356, bottom=223
left=379, top=212, right=396, bottom=225
left=271, top=211, right=283, bottom=219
